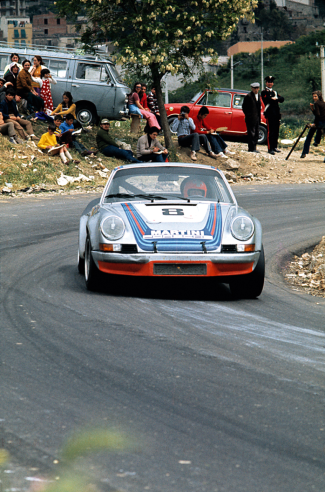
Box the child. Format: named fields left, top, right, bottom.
left=60, top=113, right=94, bottom=156
left=37, top=123, right=75, bottom=164
left=53, top=114, right=73, bottom=147
left=39, top=68, right=56, bottom=113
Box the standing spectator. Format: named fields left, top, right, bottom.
left=39, top=69, right=57, bottom=113
left=38, top=123, right=74, bottom=164
left=29, top=55, right=47, bottom=95
left=242, top=82, right=262, bottom=153
left=147, top=86, right=161, bottom=128
left=301, top=91, right=325, bottom=158
left=261, top=75, right=284, bottom=155
left=171, top=105, right=216, bottom=161
left=97, top=119, right=142, bottom=162
left=0, top=88, right=38, bottom=141
left=128, top=82, right=161, bottom=129
left=4, top=63, right=20, bottom=90
left=0, top=107, right=18, bottom=144
left=137, top=126, right=168, bottom=162
left=139, top=84, right=149, bottom=109
left=192, top=106, right=234, bottom=158
left=16, top=59, right=45, bottom=113
left=3, top=53, right=23, bottom=76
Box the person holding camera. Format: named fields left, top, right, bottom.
left=171, top=106, right=216, bottom=161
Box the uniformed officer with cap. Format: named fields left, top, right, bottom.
left=242, top=82, right=261, bottom=153
left=261, top=75, right=284, bottom=155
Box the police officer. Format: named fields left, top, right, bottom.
left=242, top=82, right=261, bottom=153
left=261, top=75, right=284, bottom=155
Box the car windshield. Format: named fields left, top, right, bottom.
left=189, top=92, right=202, bottom=103
left=104, top=166, right=234, bottom=203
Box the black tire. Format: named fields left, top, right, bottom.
left=84, top=235, right=103, bottom=291
left=76, top=104, right=97, bottom=126
left=258, top=125, right=267, bottom=145
left=229, top=246, right=265, bottom=299
left=168, top=115, right=178, bottom=133
left=77, top=250, right=85, bottom=274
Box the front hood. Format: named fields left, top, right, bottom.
left=118, top=201, right=225, bottom=252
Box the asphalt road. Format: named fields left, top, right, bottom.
left=1, top=184, right=325, bottom=492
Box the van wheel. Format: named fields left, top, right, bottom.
left=258, top=125, right=267, bottom=145
left=76, top=104, right=97, bottom=125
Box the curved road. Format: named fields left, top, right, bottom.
left=1, top=184, right=325, bottom=492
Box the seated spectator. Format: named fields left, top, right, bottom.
left=0, top=88, right=38, bottom=142
left=0, top=78, right=14, bottom=103
left=29, top=55, right=47, bottom=96
left=53, top=114, right=72, bottom=147
left=58, top=113, right=92, bottom=156
left=139, top=84, right=149, bottom=109
left=4, top=63, right=20, bottom=91
left=128, top=82, right=160, bottom=129
left=97, top=118, right=142, bottom=162
left=38, top=123, right=76, bottom=164
left=171, top=106, right=216, bottom=161
left=137, top=126, right=168, bottom=162
left=51, top=92, right=81, bottom=128
left=192, top=106, right=235, bottom=158
left=0, top=107, right=19, bottom=144
left=16, top=59, right=45, bottom=113
left=3, top=53, right=23, bottom=76
left=147, top=86, right=162, bottom=129
left=15, top=94, right=28, bottom=115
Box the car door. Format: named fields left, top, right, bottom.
left=65, top=61, right=116, bottom=118
left=204, top=91, right=233, bottom=131
left=231, top=93, right=247, bottom=133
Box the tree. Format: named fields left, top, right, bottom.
left=55, top=0, right=258, bottom=148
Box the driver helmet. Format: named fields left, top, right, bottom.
left=182, top=178, right=207, bottom=198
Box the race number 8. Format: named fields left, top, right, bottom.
left=162, top=208, right=184, bottom=216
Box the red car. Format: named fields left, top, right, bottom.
left=165, top=89, right=267, bottom=145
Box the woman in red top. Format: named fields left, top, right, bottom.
left=192, top=106, right=235, bottom=158
left=128, top=82, right=160, bottom=129
left=139, top=84, right=149, bottom=109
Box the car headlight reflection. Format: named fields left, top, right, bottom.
left=101, top=216, right=125, bottom=240
left=231, top=216, right=254, bottom=241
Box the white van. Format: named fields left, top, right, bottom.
left=0, top=44, right=130, bottom=125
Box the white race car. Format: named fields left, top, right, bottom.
left=78, top=163, right=264, bottom=298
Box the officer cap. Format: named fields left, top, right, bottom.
left=250, top=82, right=260, bottom=88
left=265, top=75, right=275, bottom=82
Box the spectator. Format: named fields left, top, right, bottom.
left=16, top=59, right=45, bottom=113
left=59, top=113, right=91, bottom=157
left=53, top=114, right=73, bottom=148
left=128, top=82, right=160, bottom=129
left=39, top=68, right=57, bottom=113
left=192, top=106, right=234, bottom=158
left=4, top=63, right=20, bottom=90
left=3, top=53, right=23, bottom=76
left=242, top=82, right=262, bottom=153
left=38, top=123, right=75, bottom=164
left=97, top=118, right=142, bottom=162
left=139, top=84, right=149, bottom=109
left=0, top=107, right=19, bottom=144
left=171, top=105, right=216, bottom=161
left=51, top=92, right=81, bottom=128
left=137, top=126, right=168, bottom=162
left=0, top=78, right=14, bottom=103
left=147, top=86, right=161, bottom=128
left=301, top=90, right=325, bottom=158
left=0, top=87, right=38, bottom=142
left=29, top=55, right=47, bottom=96
left=15, top=94, right=28, bottom=115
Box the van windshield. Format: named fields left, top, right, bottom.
left=108, top=64, right=123, bottom=84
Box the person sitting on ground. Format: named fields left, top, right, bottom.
left=38, top=123, right=76, bottom=164
left=171, top=105, right=216, bottom=161
left=192, top=106, right=235, bottom=158
left=14, top=93, right=27, bottom=115
left=128, top=82, right=161, bottom=129
left=301, top=90, right=325, bottom=159
left=97, top=118, right=142, bottom=162
left=4, top=63, right=20, bottom=91
left=50, top=92, right=81, bottom=128
left=0, top=88, right=38, bottom=142
left=137, top=126, right=168, bottom=162
left=0, top=107, right=19, bottom=144
left=16, top=59, right=45, bottom=113
left=139, top=84, right=149, bottom=109
left=147, top=86, right=161, bottom=128
left=3, top=53, right=23, bottom=76
left=0, top=77, right=14, bottom=103
left=59, top=114, right=93, bottom=157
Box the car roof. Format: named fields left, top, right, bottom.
left=0, top=45, right=113, bottom=64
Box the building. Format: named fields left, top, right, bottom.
left=0, top=0, right=26, bottom=17
left=32, top=11, right=84, bottom=48
left=0, top=15, right=31, bottom=45
left=228, top=40, right=292, bottom=57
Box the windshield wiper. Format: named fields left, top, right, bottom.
left=105, top=193, right=168, bottom=201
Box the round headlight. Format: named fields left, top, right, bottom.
left=231, top=216, right=254, bottom=241
left=101, top=216, right=125, bottom=240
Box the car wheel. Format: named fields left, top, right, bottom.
left=258, top=125, right=267, bottom=145
left=168, top=115, right=178, bottom=133
left=77, top=250, right=85, bottom=274
left=84, top=235, right=103, bottom=291
left=229, top=246, right=265, bottom=299
left=76, top=104, right=97, bottom=126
